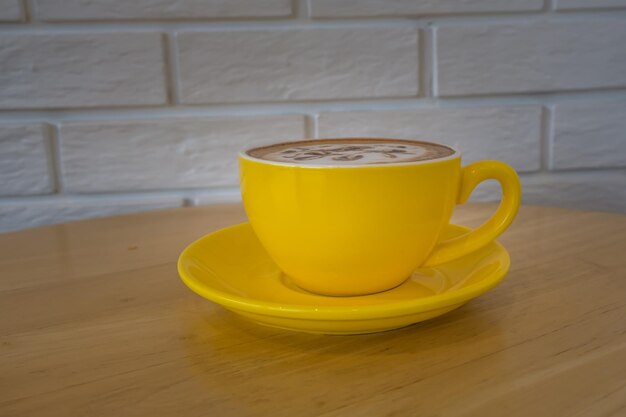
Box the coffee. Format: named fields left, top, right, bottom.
left=247, top=139, right=455, bottom=166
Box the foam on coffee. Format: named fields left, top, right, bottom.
left=247, top=139, right=455, bottom=166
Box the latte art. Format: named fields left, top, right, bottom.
left=247, top=139, right=455, bottom=166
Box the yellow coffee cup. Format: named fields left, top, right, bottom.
left=239, top=138, right=521, bottom=296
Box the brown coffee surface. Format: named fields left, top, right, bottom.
left=247, top=139, right=455, bottom=166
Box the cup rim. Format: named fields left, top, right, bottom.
left=239, top=138, right=461, bottom=168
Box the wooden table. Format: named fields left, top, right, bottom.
left=1, top=204, right=625, bottom=417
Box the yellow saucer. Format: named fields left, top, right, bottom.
left=177, top=223, right=510, bottom=334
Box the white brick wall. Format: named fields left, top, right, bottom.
left=177, top=28, right=419, bottom=103
left=60, top=116, right=305, bottom=192
left=437, top=20, right=626, bottom=96
left=1, top=0, right=625, bottom=232
left=0, top=124, right=53, bottom=196
left=0, top=33, right=167, bottom=109
left=553, top=100, right=626, bottom=169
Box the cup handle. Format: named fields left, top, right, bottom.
left=423, top=160, right=521, bottom=267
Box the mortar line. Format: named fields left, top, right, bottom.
left=1, top=10, right=626, bottom=32
left=541, top=105, right=556, bottom=171
left=547, top=0, right=557, bottom=12
left=21, top=0, right=32, bottom=22
left=47, top=124, right=65, bottom=193
left=2, top=90, right=626, bottom=123
left=312, top=113, right=320, bottom=138
left=431, top=26, right=439, bottom=97
left=162, top=33, right=181, bottom=105
left=304, top=113, right=320, bottom=139
left=417, top=27, right=431, bottom=98
left=295, top=0, right=310, bottom=19
left=303, top=114, right=315, bottom=139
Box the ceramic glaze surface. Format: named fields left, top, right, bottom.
left=177, top=223, right=510, bottom=334
left=240, top=139, right=520, bottom=296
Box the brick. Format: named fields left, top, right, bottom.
left=470, top=171, right=626, bottom=213
left=60, top=115, right=305, bottom=192
left=553, top=101, right=626, bottom=170
left=0, top=124, right=53, bottom=196
left=35, top=0, right=292, bottom=21
left=310, top=0, right=542, bottom=17
left=437, top=20, right=626, bottom=96
left=0, top=0, right=22, bottom=21
left=177, top=28, right=419, bottom=103
left=0, top=196, right=183, bottom=233
left=556, top=0, right=626, bottom=10
left=0, top=34, right=166, bottom=109
left=318, top=106, right=541, bottom=172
